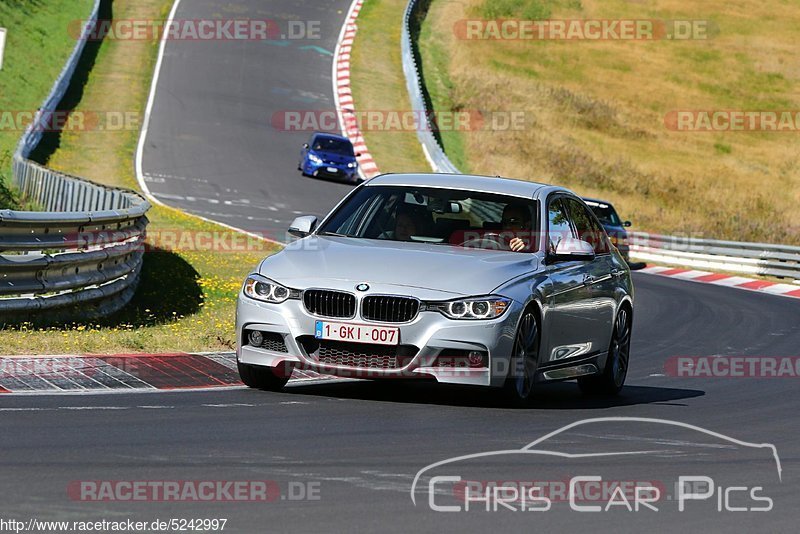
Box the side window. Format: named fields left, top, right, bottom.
left=564, top=198, right=610, bottom=255
left=547, top=198, right=574, bottom=253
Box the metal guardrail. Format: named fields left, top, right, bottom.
left=401, top=0, right=459, bottom=174
left=0, top=0, right=151, bottom=320
left=399, top=0, right=800, bottom=283
left=630, top=232, right=800, bottom=281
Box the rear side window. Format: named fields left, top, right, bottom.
left=547, top=198, right=574, bottom=253
left=563, top=198, right=610, bottom=254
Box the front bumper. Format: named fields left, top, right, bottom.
left=236, top=288, right=522, bottom=388
left=302, top=159, right=358, bottom=182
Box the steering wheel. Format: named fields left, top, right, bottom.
left=459, top=232, right=509, bottom=250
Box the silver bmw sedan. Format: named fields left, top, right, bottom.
left=236, top=173, right=633, bottom=405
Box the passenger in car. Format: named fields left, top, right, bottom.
left=501, top=204, right=532, bottom=252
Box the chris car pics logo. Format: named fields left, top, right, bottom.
left=411, top=417, right=781, bottom=513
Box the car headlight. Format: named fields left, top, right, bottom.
left=426, top=296, right=511, bottom=320
left=308, top=153, right=322, bottom=164
left=243, top=274, right=294, bottom=303
left=347, top=161, right=357, bottom=168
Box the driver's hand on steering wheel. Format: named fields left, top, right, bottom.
left=509, top=237, right=526, bottom=252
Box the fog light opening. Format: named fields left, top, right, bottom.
left=434, top=350, right=488, bottom=369
left=248, top=330, right=264, bottom=347
left=468, top=351, right=485, bottom=367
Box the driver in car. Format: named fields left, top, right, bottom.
left=501, top=204, right=532, bottom=252
left=379, top=207, right=422, bottom=241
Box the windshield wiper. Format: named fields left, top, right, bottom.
left=317, top=231, right=350, bottom=237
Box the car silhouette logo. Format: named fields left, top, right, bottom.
left=410, top=417, right=783, bottom=506
left=356, top=283, right=369, bottom=292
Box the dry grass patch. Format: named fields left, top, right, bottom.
left=419, top=0, right=800, bottom=243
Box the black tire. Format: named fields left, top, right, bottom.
left=238, top=362, right=291, bottom=391
left=578, top=306, right=632, bottom=396
left=503, top=310, right=541, bottom=407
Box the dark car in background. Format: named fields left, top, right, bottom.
left=298, top=132, right=360, bottom=183
left=583, top=197, right=632, bottom=262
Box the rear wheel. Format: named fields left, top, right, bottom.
left=503, top=310, right=540, bottom=406
left=578, top=306, right=631, bottom=395
left=238, top=362, right=291, bottom=391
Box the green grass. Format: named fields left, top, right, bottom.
left=349, top=0, right=430, bottom=173
left=0, top=0, right=94, bottom=208
left=416, top=1, right=471, bottom=173
left=0, top=0, right=278, bottom=354
left=714, top=142, right=732, bottom=155
left=478, top=0, right=582, bottom=19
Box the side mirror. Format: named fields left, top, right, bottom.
left=550, top=237, right=595, bottom=262
left=623, top=221, right=632, bottom=227
left=288, top=215, right=318, bottom=238
left=302, top=143, right=309, bottom=149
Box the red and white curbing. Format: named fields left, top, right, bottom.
left=0, top=353, right=334, bottom=394
left=333, top=0, right=380, bottom=179
left=640, top=265, right=800, bottom=300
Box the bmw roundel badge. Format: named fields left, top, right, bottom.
left=356, top=283, right=369, bottom=292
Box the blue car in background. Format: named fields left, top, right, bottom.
left=583, top=197, right=632, bottom=262
left=298, top=132, right=360, bottom=183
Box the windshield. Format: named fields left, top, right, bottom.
left=312, top=136, right=355, bottom=156
left=317, top=186, right=540, bottom=252
left=587, top=203, right=621, bottom=226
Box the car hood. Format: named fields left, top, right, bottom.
left=312, top=150, right=355, bottom=165
left=258, top=236, right=540, bottom=297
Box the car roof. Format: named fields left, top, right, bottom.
left=311, top=132, right=350, bottom=142
left=582, top=197, right=616, bottom=209
left=366, top=173, right=564, bottom=200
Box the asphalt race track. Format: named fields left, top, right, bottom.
left=3, top=0, right=798, bottom=531
left=2, top=274, right=799, bottom=530
left=139, top=0, right=355, bottom=238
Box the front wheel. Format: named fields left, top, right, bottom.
left=238, top=362, right=291, bottom=391
left=578, top=306, right=632, bottom=396
left=503, top=310, right=540, bottom=406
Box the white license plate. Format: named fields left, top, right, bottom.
left=315, top=321, right=399, bottom=346
left=326, top=166, right=338, bottom=173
